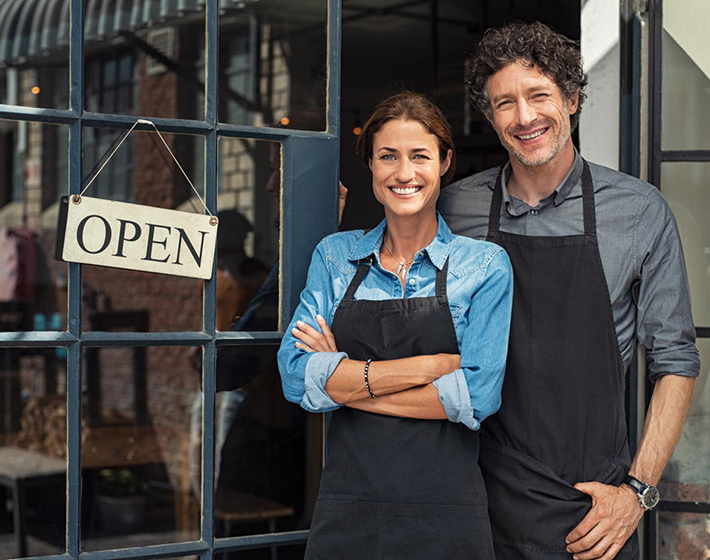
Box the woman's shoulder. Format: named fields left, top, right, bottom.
left=446, top=234, right=510, bottom=277
left=314, top=230, right=368, bottom=273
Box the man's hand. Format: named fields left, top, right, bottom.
left=565, top=482, right=643, bottom=560
left=338, top=182, right=348, bottom=224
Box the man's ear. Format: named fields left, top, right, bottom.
left=567, top=93, right=580, bottom=115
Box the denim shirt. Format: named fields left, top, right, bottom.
left=277, top=213, right=513, bottom=430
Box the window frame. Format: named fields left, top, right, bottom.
left=0, top=0, right=342, bottom=557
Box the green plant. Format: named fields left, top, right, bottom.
left=98, top=468, right=148, bottom=498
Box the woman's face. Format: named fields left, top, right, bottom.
left=370, top=119, right=451, bottom=220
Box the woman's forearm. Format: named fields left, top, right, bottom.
left=346, top=384, right=447, bottom=419
left=324, top=354, right=459, bottom=404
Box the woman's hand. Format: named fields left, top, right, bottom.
left=292, top=315, right=339, bottom=353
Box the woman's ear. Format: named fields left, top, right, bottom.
left=368, top=158, right=373, bottom=172
left=440, top=149, right=452, bottom=177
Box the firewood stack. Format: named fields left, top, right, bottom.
left=18, top=395, right=89, bottom=458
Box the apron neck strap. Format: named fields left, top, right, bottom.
left=342, top=258, right=373, bottom=302
left=488, top=159, right=597, bottom=237
left=435, top=257, right=450, bottom=299
left=342, top=255, right=450, bottom=302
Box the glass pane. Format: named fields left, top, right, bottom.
left=660, top=163, right=710, bottom=327
left=661, top=14, right=710, bottom=150
left=0, top=121, right=69, bottom=333
left=81, top=346, right=201, bottom=551
left=81, top=129, right=205, bottom=332
left=0, top=0, right=69, bottom=110
left=661, top=338, right=710, bottom=501
left=0, top=349, right=67, bottom=559
left=213, top=345, right=320, bottom=539
left=216, top=138, right=280, bottom=332
left=218, top=0, right=327, bottom=131
left=84, top=4, right=205, bottom=121
left=659, top=511, right=710, bottom=559
left=222, top=543, right=307, bottom=560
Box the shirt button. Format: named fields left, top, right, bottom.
left=530, top=209, right=538, bottom=215
left=408, top=278, right=416, bottom=285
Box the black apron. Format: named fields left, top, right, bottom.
left=305, top=256, right=494, bottom=560
left=480, top=161, right=639, bottom=559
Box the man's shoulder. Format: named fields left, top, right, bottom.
left=442, top=167, right=498, bottom=198
left=587, top=161, right=659, bottom=199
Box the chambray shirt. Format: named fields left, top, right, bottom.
left=277, top=213, right=513, bottom=430
left=438, top=151, right=700, bottom=380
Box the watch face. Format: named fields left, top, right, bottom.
left=641, top=486, right=660, bottom=509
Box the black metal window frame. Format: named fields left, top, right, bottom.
left=0, top=0, right=342, bottom=557
left=644, top=0, right=710, bottom=557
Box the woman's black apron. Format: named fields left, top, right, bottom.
left=305, top=256, right=494, bottom=560
left=481, top=161, right=639, bottom=559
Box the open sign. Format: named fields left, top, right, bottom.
left=56, top=196, right=217, bottom=280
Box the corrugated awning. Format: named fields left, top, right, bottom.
left=0, top=0, right=219, bottom=66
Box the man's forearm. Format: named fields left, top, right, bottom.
left=324, top=354, right=459, bottom=404
left=345, top=383, right=447, bottom=420
left=629, top=374, right=695, bottom=485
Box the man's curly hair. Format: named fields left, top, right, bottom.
left=467, top=22, right=588, bottom=131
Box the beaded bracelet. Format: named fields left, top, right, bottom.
left=364, top=359, right=376, bottom=398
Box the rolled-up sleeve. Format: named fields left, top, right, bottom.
left=635, top=192, right=700, bottom=381
left=433, top=249, right=513, bottom=429
left=277, top=241, right=347, bottom=412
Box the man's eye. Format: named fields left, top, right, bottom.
left=496, top=100, right=511, bottom=109
left=532, top=93, right=549, bottom=100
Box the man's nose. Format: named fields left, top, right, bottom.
left=515, top=100, right=537, bottom=127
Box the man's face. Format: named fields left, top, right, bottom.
left=485, top=60, right=578, bottom=168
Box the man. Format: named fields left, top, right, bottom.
left=437, top=22, right=699, bottom=560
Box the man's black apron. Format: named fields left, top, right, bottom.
left=481, top=161, right=639, bottom=559
left=305, top=257, right=494, bottom=560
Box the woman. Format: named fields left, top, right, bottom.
left=277, top=92, right=513, bottom=560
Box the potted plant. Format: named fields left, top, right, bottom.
left=96, top=468, right=149, bottom=533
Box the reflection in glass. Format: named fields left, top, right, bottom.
left=0, top=121, right=68, bottom=333
left=81, top=129, right=204, bottom=332
left=218, top=0, right=327, bottom=130
left=659, top=512, right=710, bottom=559
left=213, top=345, right=321, bottom=545
left=662, top=340, right=710, bottom=503
left=0, top=350, right=66, bottom=559
left=81, top=346, right=201, bottom=551
left=661, top=163, right=710, bottom=327
left=662, top=5, right=710, bottom=150
left=0, top=0, right=69, bottom=110
left=84, top=3, right=205, bottom=121
left=216, top=139, right=280, bottom=332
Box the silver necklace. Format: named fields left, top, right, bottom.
left=383, top=239, right=415, bottom=280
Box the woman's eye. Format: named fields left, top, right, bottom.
left=413, top=154, right=430, bottom=160
left=380, top=154, right=397, bottom=161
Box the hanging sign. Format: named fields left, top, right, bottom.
left=55, top=119, right=218, bottom=280
left=56, top=195, right=218, bottom=279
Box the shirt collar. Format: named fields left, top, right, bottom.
left=494, top=149, right=584, bottom=215
left=348, top=212, right=453, bottom=270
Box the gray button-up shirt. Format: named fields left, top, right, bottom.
left=438, top=151, right=700, bottom=380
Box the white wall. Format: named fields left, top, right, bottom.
left=579, top=0, right=620, bottom=170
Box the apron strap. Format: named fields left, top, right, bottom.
left=342, top=258, right=373, bottom=302
left=487, top=165, right=506, bottom=235
left=487, top=160, right=597, bottom=238
left=435, top=257, right=450, bottom=299
left=580, top=160, right=596, bottom=237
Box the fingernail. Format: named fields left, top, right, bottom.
left=316, top=314, right=323, bottom=321
left=292, top=328, right=299, bottom=334
left=296, top=321, right=303, bottom=326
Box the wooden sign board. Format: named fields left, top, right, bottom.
left=56, top=196, right=217, bottom=280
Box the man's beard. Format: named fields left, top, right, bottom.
left=499, top=118, right=571, bottom=169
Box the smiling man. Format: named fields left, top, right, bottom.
left=438, top=22, right=699, bottom=560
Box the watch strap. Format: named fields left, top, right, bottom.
left=623, top=475, right=647, bottom=494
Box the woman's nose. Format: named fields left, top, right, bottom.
left=395, top=158, right=415, bottom=182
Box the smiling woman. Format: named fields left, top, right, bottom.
left=277, top=92, right=514, bottom=560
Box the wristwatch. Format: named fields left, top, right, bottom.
left=623, top=475, right=660, bottom=511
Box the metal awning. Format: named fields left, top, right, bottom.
left=0, top=0, right=215, bottom=66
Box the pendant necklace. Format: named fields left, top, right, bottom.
left=383, top=239, right=415, bottom=280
